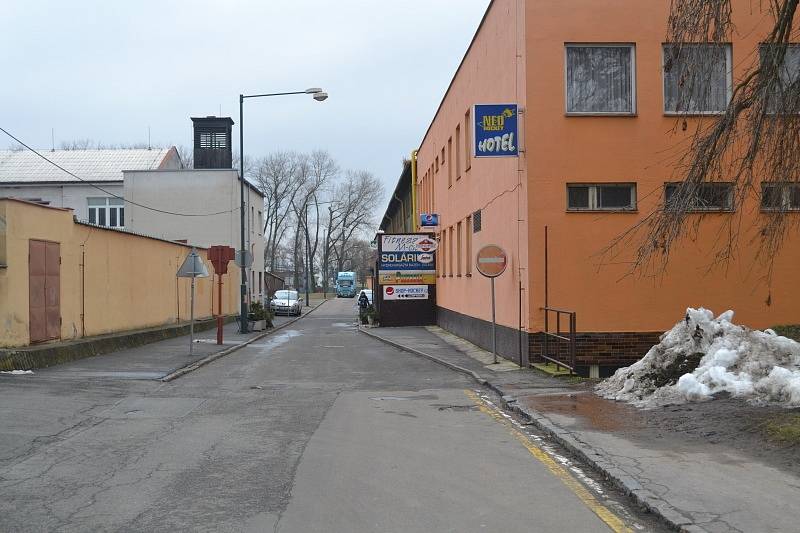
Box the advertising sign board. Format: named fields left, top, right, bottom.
left=420, top=213, right=439, bottom=227
left=379, top=234, right=437, bottom=285
left=383, top=285, right=429, bottom=300
left=473, top=104, right=519, bottom=158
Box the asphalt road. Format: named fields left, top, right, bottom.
left=0, top=298, right=655, bottom=532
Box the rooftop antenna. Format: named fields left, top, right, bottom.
left=219, top=104, right=222, bottom=117
left=51, top=128, right=55, bottom=152
left=148, top=126, right=151, bottom=150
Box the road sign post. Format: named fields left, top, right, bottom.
left=476, top=244, right=508, bottom=364
left=208, top=246, right=235, bottom=345
left=177, top=248, right=210, bottom=356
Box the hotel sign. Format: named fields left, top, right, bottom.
left=473, top=103, right=518, bottom=158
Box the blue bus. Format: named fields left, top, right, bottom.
left=336, top=271, right=357, bottom=297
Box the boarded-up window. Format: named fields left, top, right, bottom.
left=663, top=44, right=730, bottom=113
left=566, top=45, right=635, bottom=114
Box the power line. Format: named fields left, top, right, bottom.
left=0, top=126, right=239, bottom=217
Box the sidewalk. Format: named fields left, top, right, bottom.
left=362, top=325, right=800, bottom=533
left=25, top=299, right=328, bottom=382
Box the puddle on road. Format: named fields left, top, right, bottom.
left=330, top=322, right=356, bottom=328
left=521, top=392, right=644, bottom=431
left=248, top=330, right=302, bottom=351
left=370, top=394, right=439, bottom=401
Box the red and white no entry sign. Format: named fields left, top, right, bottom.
left=475, top=245, right=507, bottom=278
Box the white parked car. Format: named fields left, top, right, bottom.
left=269, top=290, right=302, bottom=316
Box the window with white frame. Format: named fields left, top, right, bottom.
left=759, top=44, right=800, bottom=114
left=566, top=44, right=636, bottom=114
left=87, top=197, right=124, bottom=228
left=761, top=182, right=800, bottom=211
left=663, top=44, right=732, bottom=114
left=665, top=182, right=733, bottom=211
left=567, top=183, right=637, bottom=211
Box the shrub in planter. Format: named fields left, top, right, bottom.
left=249, top=302, right=273, bottom=330
left=365, top=304, right=379, bottom=326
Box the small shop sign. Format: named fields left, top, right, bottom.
left=383, top=285, right=428, bottom=300
left=420, top=213, right=439, bottom=227
left=379, top=234, right=437, bottom=285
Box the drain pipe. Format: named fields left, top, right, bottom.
left=80, top=245, right=86, bottom=337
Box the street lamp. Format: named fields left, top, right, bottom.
left=238, top=88, right=327, bottom=333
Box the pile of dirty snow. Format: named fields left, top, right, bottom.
left=596, top=308, right=800, bottom=408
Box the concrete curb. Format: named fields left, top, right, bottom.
left=359, top=326, right=694, bottom=532
left=161, top=299, right=329, bottom=382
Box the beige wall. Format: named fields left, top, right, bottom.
left=0, top=199, right=239, bottom=348
left=416, top=0, right=529, bottom=332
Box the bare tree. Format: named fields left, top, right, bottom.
left=605, top=1, right=800, bottom=277
left=176, top=145, right=193, bottom=169
left=59, top=139, right=96, bottom=150
left=330, top=170, right=383, bottom=272
left=256, top=151, right=305, bottom=271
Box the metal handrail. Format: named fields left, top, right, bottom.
left=540, top=306, right=577, bottom=374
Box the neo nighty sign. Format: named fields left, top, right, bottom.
left=473, top=104, right=519, bottom=158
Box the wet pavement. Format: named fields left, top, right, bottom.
left=365, top=325, right=800, bottom=533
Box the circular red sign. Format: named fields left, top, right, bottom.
left=385, top=286, right=395, bottom=295
left=475, top=245, right=508, bottom=278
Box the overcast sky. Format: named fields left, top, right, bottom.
left=1, top=0, right=490, bottom=213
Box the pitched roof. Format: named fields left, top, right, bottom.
left=0, top=148, right=175, bottom=184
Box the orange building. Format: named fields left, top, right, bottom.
left=411, top=0, right=800, bottom=375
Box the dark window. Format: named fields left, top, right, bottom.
left=567, top=184, right=636, bottom=211
left=566, top=45, right=635, bottom=114
left=472, top=209, right=482, bottom=232
left=98, top=209, right=106, bottom=226
left=598, top=185, right=633, bottom=208
left=665, top=182, right=733, bottom=211
left=110, top=209, right=117, bottom=227
left=663, top=44, right=730, bottom=113
left=88, top=209, right=96, bottom=224
left=761, top=183, right=800, bottom=211
left=759, top=44, right=800, bottom=114
left=119, top=208, right=124, bottom=227
left=568, top=186, right=590, bottom=209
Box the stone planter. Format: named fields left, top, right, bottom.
left=251, top=319, right=267, bottom=332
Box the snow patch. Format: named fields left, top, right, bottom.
left=596, top=308, right=800, bottom=407
left=1, top=370, right=34, bottom=375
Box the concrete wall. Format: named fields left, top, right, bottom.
left=524, top=0, right=800, bottom=332
left=123, top=169, right=266, bottom=302
left=0, top=198, right=239, bottom=348
left=0, top=183, right=124, bottom=222
left=416, top=0, right=529, bottom=338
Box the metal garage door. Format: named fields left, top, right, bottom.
left=29, top=240, right=60, bottom=343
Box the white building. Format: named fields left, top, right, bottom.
left=124, top=167, right=266, bottom=303
left=0, top=117, right=266, bottom=305
left=0, top=148, right=182, bottom=226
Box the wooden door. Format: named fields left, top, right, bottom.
left=29, top=240, right=60, bottom=343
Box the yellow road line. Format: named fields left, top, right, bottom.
left=464, top=390, right=632, bottom=533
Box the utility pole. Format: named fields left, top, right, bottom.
left=305, top=203, right=311, bottom=307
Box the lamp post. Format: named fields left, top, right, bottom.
left=238, top=88, right=328, bottom=334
